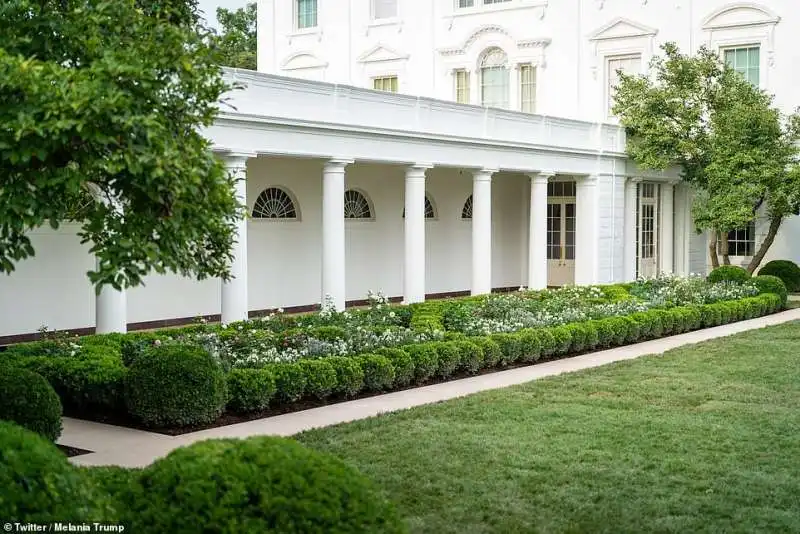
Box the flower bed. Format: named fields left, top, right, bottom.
left=0, top=277, right=785, bottom=432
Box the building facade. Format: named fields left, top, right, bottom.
left=0, top=0, right=797, bottom=342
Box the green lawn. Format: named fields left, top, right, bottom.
left=297, top=322, right=800, bottom=534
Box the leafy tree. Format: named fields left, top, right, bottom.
left=0, top=0, right=241, bottom=291
left=613, top=43, right=800, bottom=272
left=213, top=3, right=257, bottom=70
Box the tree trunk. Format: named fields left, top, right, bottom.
left=708, top=230, right=720, bottom=270
left=720, top=231, right=731, bottom=266
left=746, top=215, right=783, bottom=274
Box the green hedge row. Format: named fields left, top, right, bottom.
left=0, top=293, right=783, bottom=429
left=1, top=421, right=406, bottom=533
left=229, top=294, right=782, bottom=414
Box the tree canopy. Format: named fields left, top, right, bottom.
left=613, top=43, right=800, bottom=271
left=213, top=2, right=257, bottom=70
left=0, top=0, right=241, bottom=291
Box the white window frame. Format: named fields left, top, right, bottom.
left=371, top=0, right=398, bottom=21
left=723, top=222, right=756, bottom=258
left=294, top=0, right=318, bottom=31
left=479, top=47, right=510, bottom=109
left=720, top=43, right=763, bottom=90
left=518, top=63, right=537, bottom=113
left=372, top=75, right=399, bottom=92
left=454, top=69, right=471, bottom=104
left=605, top=53, right=642, bottom=118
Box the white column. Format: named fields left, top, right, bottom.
left=221, top=153, right=253, bottom=324
left=404, top=165, right=430, bottom=303
left=527, top=172, right=552, bottom=289
left=575, top=175, right=599, bottom=286
left=660, top=182, right=676, bottom=274
left=623, top=177, right=639, bottom=281
left=322, top=159, right=352, bottom=311
left=95, top=264, right=127, bottom=334
left=472, top=168, right=496, bottom=295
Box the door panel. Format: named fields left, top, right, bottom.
left=547, top=197, right=576, bottom=286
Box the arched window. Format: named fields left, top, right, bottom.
left=252, top=187, right=299, bottom=219
left=461, top=195, right=473, bottom=219
left=480, top=47, right=509, bottom=109
left=402, top=194, right=436, bottom=219
left=344, top=189, right=373, bottom=219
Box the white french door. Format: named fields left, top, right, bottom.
left=637, top=183, right=659, bottom=278
left=546, top=182, right=576, bottom=286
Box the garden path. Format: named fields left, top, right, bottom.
left=65, top=308, right=800, bottom=468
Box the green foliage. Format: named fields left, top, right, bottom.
left=454, top=341, right=484, bottom=374
left=490, top=333, right=524, bottom=365
left=0, top=366, right=62, bottom=441
left=212, top=2, right=257, bottom=70
left=0, top=0, right=239, bottom=290
left=758, top=260, right=800, bottom=292
left=81, top=465, right=139, bottom=503
left=298, top=359, right=338, bottom=400
left=752, top=275, right=788, bottom=307
left=708, top=266, right=751, bottom=284
left=358, top=354, right=396, bottom=392
left=471, top=337, right=502, bottom=368
left=226, top=368, right=276, bottom=412
left=0, top=421, right=116, bottom=523
left=124, top=436, right=407, bottom=533
left=516, top=329, right=542, bottom=363
left=270, top=362, right=307, bottom=403
left=549, top=326, right=573, bottom=355
left=375, top=348, right=414, bottom=387
left=613, top=42, right=800, bottom=269
left=429, top=342, right=460, bottom=379
left=309, top=326, right=347, bottom=342
left=326, top=356, right=365, bottom=397
left=536, top=329, right=557, bottom=357
left=403, top=344, right=438, bottom=384
left=409, top=302, right=446, bottom=332
left=124, top=344, right=227, bottom=427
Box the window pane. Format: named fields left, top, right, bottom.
left=373, top=76, right=398, bottom=92
left=519, top=64, right=536, bottom=113
left=373, top=0, right=397, bottom=19
left=483, top=0, right=511, bottom=4
left=724, top=46, right=760, bottom=87
left=455, top=70, right=470, bottom=104
left=297, top=0, right=317, bottom=28
left=607, top=55, right=642, bottom=116
left=458, top=0, right=474, bottom=7
left=481, top=67, right=509, bottom=108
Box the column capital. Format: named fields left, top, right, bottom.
left=663, top=178, right=680, bottom=186
left=529, top=170, right=556, bottom=183
left=218, top=151, right=256, bottom=170
left=472, top=168, right=498, bottom=181
left=577, top=175, right=598, bottom=187
left=627, top=176, right=643, bottom=184
left=324, top=158, right=354, bottom=172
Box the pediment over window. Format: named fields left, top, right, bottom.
left=356, top=44, right=409, bottom=63
left=439, top=25, right=515, bottom=57
left=280, top=52, right=328, bottom=71
left=588, top=17, right=658, bottom=41
left=701, top=3, right=780, bottom=30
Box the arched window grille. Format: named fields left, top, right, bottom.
left=252, top=187, right=298, bottom=219
left=344, top=190, right=373, bottom=219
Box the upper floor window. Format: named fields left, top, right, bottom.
left=724, top=223, right=756, bottom=257
left=519, top=64, right=536, bottom=113
left=724, top=46, right=760, bottom=87
left=607, top=54, right=642, bottom=116
left=372, top=0, right=398, bottom=20
left=480, top=48, right=509, bottom=109
left=296, top=0, right=317, bottom=30
left=454, top=69, right=470, bottom=104
left=373, top=75, right=398, bottom=92
left=457, top=0, right=511, bottom=7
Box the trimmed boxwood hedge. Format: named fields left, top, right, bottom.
left=752, top=274, right=789, bottom=306
left=0, top=366, right=63, bottom=441
left=708, top=265, right=751, bottom=284
left=124, top=344, right=227, bottom=427
left=758, top=260, right=800, bottom=292
left=0, top=421, right=116, bottom=523
left=123, top=436, right=407, bottom=533
left=226, top=368, right=276, bottom=413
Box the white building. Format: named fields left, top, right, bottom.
left=1, top=0, right=797, bottom=343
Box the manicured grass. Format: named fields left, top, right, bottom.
left=297, top=322, right=800, bottom=534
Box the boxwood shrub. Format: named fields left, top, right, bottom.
left=270, top=362, right=307, bottom=402
left=374, top=348, right=414, bottom=387
left=124, top=344, right=227, bottom=427
left=0, top=422, right=116, bottom=523
left=516, top=329, right=542, bottom=363
left=298, top=359, right=338, bottom=399
left=226, top=368, right=276, bottom=413
left=470, top=337, right=502, bottom=368
left=325, top=356, right=365, bottom=396
left=758, top=260, right=800, bottom=292
left=0, top=366, right=63, bottom=442
left=453, top=340, right=484, bottom=374
left=490, top=333, right=525, bottom=365
left=123, top=436, right=406, bottom=533
left=707, top=265, right=751, bottom=284
left=430, top=342, right=460, bottom=378
left=358, top=354, right=395, bottom=391
left=752, top=275, right=788, bottom=307
left=403, top=344, right=438, bottom=384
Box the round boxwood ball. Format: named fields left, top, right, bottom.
left=124, top=344, right=227, bottom=428
left=758, top=260, right=800, bottom=292
left=0, top=365, right=62, bottom=441
left=752, top=275, right=788, bottom=307
left=0, top=421, right=115, bottom=523
left=126, top=436, right=407, bottom=534
left=707, top=265, right=751, bottom=284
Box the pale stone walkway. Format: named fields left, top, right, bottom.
left=65, top=308, right=800, bottom=468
